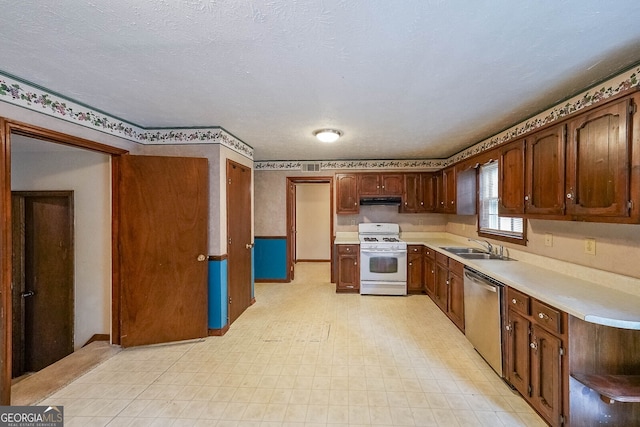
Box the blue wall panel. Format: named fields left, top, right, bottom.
left=254, top=238, right=287, bottom=280
left=208, top=258, right=228, bottom=330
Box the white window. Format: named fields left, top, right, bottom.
left=478, top=162, right=525, bottom=241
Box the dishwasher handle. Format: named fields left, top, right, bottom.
left=464, top=270, right=499, bottom=293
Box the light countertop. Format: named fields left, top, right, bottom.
left=335, top=231, right=640, bottom=330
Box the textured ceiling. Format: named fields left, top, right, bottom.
left=3, top=1, right=640, bottom=161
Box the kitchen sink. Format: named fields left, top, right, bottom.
left=441, top=247, right=513, bottom=261
left=440, top=247, right=488, bottom=255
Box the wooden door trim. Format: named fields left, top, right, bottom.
left=0, top=118, right=129, bottom=404
left=285, top=177, right=334, bottom=283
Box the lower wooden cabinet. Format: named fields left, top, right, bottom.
left=433, top=253, right=464, bottom=332
left=407, top=245, right=424, bottom=293
left=504, top=286, right=567, bottom=426
left=336, top=245, right=359, bottom=293
left=423, top=248, right=436, bottom=297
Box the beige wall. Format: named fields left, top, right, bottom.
left=12, top=141, right=112, bottom=349
left=254, top=169, right=448, bottom=238
left=296, top=183, right=331, bottom=260
left=446, top=216, right=640, bottom=279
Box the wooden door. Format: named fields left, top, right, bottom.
left=335, top=174, right=358, bottom=214
left=227, top=160, right=252, bottom=325
left=526, top=124, right=566, bottom=216
left=287, top=181, right=296, bottom=280
left=566, top=98, right=631, bottom=217
left=12, top=192, right=73, bottom=374
left=506, top=309, right=531, bottom=398
left=530, top=324, right=563, bottom=426
left=499, top=139, right=525, bottom=215
left=118, top=155, right=208, bottom=347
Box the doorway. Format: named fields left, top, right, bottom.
left=285, top=177, right=334, bottom=282
left=11, top=192, right=74, bottom=377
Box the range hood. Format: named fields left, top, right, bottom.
left=359, top=196, right=402, bottom=206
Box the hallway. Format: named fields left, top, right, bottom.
left=39, top=263, right=545, bottom=426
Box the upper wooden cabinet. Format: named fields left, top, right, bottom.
left=566, top=97, right=633, bottom=219
left=498, top=139, right=526, bottom=215
left=402, top=173, right=437, bottom=213
left=439, top=166, right=456, bottom=213
left=359, top=173, right=403, bottom=196
left=525, top=124, right=567, bottom=216
left=335, top=174, right=359, bottom=214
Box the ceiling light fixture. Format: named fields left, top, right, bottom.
left=313, top=129, right=343, bottom=143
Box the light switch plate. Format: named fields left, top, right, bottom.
left=584, top=238, right=596, bottom=255
left=544, top=233, right=553, bottom=247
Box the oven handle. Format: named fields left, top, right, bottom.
left=360, top=249, right=407, bottom=255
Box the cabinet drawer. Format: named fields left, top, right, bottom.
left=448, top=259, right=464, bottom=276
left=436, top=252, right=449, bottom=266
left=424, top=247, right=436, bottom=260
left=337, top=245, right=359, bottom=254
left=408, top=245, right=424, bottom=254
left=507, top=287, right=530, bottom=315
left=531, top=299, right=562, bottom=334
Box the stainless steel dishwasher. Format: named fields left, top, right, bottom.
left=463, top=267, right=504, bottom=377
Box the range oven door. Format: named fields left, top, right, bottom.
left=360, top=248, right=407, bottom=282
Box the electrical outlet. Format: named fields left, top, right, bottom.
left=418, top=219, right=424, bottom=226
left=584, top=238, right=596, bottom=255
left=544, top=233, right=553, bottom=247
left=350, top=219, right=356, bottom=226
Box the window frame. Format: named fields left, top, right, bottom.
left=476, top=161, right=527, bottom=246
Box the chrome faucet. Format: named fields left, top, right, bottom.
left=468, top=238, right=493, bottom=254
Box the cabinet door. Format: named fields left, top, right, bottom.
left=447, top=270, right=465, bottom=332
left=499, top=139, right=525, bottom=215
left=442, top=166, right=457, bottom=213
left=423, top=250, right=436, bottom=296
left=337, top=251, right=359, bottom=291
left=525, top=124, right=566, bottom=216
left=506, top=309, right=531, bottom=398
left=407, top=247, right=423, bottom=293
left=566, top=98, right=631, bottom=217
left=530, top=324, right=563, bottom=426
left=336, top=174, right=359, bottom=214
left=421, top=173, right=438, bottom=212
left=434, top=172, right=445, bottom=213
left=381, top=174, right=404, bottom=195
left=402, top=173, right=420, bottom=213
left=358, top=174, right=381, bottom=195
left=434, top=262, right=449, bottom=313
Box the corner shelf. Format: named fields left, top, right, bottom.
left=572, top=373, right=640, bottom=404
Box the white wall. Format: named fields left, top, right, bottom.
left=296, top=183, right=331, bottom=260
left=12, top=139, right=111, bottom=350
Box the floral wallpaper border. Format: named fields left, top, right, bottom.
left=0, top=73, right=254, bottom=159
left=254, top=159, right=446, bottom=171
left=2, top=64, right=639, bottom=169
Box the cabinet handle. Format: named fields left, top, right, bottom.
left=409, top=262, right=413, bottom=266
left=566, top=193, right=573, bottom=199
left=346, top=248, right=350, bottom=251
left=446, top=280, right=449, bottom=285
left=538, top=312, right=550, bottom=320
left=512, top=298, right=517, bottom=304
left=420, top=201, right=424, bottom=206
left=405, top=202, right=408, bottom=206
left=530, top=341, right=538, bottom=350
left=354, top=261, right=357, bottom=266
left=505, top=324, right=512, bottom=331
left=524, top=195, right=529, bottom=201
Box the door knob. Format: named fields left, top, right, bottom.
left=197, top=254, right=206, bottom=262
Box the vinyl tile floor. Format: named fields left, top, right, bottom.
left=40, top=262, right=546, bottom=426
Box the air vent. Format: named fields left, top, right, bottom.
left=301, top=162, right=321, bottom=172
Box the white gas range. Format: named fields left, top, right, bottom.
left=358, top=223, right=408, bottom=296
